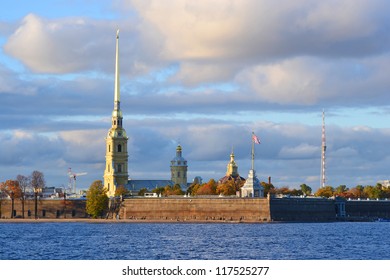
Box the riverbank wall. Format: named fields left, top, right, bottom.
left=0, top=199, right=87, bottom=219
left=120, top=197, right=271, bottom=222
left=2, top=196, right=390, bottom=222
left=269, top=197, right=336, bottom=222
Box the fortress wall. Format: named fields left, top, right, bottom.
left=121, top=198, right=271, bottom=222
left=345, top=200, right=390, bottom=219
left=0, top=199, right=87, bottom=219
left=269, top=197, right=336, bottom=222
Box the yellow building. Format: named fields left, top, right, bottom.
left=104, top=30, right=129, bottom=197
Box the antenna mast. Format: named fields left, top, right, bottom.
left=320, top=110, right=327, bottom=188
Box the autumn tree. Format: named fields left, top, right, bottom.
left=164, top=184, right=184, bottom=196
left=196, top=179, right=218, bottom=195
left=0, top=180, right=22, bottom=198
left=216, top=180, right=236, bottom=196
left=187, top=183, right=201, bottom=196
left=314, top=186, right=334, bottom=198
left=0, top=180, right=21, bottom=218
left=86, top=180, right=109, bottom=218
left=115, top=185, right=129, bottom=197
left=195, top=184, right=215, bottom=195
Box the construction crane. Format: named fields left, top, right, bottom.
left=67, top=168, right=87, bottom=194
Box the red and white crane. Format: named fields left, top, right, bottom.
left=67, top=168, right=87, bottom=194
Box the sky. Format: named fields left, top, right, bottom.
left=1, top=0, right=390, bottom=192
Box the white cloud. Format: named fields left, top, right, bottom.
left=279, top=143, right=319, bottom=159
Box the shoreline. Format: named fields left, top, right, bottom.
left=0, top=218, right=250, bottom=224
left=0, top=218, right=376, bottom=223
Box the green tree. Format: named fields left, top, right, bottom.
left=364, top=185, right=383, bottom=199
left=138, top=188, right=148, bottom=196
left=261, top=181, right=275, bottom=196
left=300, top=184, right=312, bottom=196
left=335, top=185, right=348, bottom=195
left=86, top=180, right=109, bottom=218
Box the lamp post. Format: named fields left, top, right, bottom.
left=10, top=191, right=14, bottom=219
left=64, top=191, right=67, bottom=219
left=34, top=188, right=38, bottom=220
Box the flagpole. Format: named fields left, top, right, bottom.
left=251, top=132, right=255, bottom=170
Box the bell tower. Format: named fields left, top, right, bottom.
left=104, top=30, right=129, bottom=197
left=170, top=144, right=188, bottom=189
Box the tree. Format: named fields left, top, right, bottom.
left=86, top=180, right=109, bottom=218
left=164, top=184, right=184, bottom=196
left=0, top=180, right=21, bottom=218
left=138, top=188, right=148, bottom=196
left=196, top=179, right=218, bottom=195
left=335, top=185, right=348, bottom=195
left=16, top=175, right=30, bottom=218
left=216, top=180, right=237, bottom=196
left=364, top=185, right=383, bottom=199
left=0, top=180, right=22, bottom=198
left=300, top=184, right=312, bottom=196
left=30, top=170, right=46, bottom=191
left=314, top=186, right=334, bottom=198
left=261, top=181, right=275, bottom=196
left=196, top=184, right=216, bottom=195
left=115, top=185, right=129, bottom=197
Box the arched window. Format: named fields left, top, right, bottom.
left=118, top=144, right=122, bottom=152
left=177, top=171, right=180, bottom=178
left=118, top=164, right=122, bottom=173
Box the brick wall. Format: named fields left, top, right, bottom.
left=121, top=197, right=271, bottom=222
left=0, top=199, right=87, bottom=219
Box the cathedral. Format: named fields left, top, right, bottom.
left=103, top=31, right=264, bottom=198
left=104, top=30, right=129, bottom=197
left=103, top=31, right=189, bottom=196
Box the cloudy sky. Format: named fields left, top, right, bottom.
left=1, top=0, right=390, bottom=192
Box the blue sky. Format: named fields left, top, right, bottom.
left=1, top=0, right=390, bottom=192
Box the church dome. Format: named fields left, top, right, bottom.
left=218, top=150, right=245, bottom=184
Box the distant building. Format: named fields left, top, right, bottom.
left=170, top=144, right=188, bottom=188
left=127, top=180, right=173, bottom=195
left=125, top=145, right=189, bottom=195
left=378, top=180, right=390, bottom=188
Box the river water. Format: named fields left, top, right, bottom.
left=0, top=222, right=388, bottom=260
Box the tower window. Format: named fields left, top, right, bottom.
left=109, top=145, right=111, bottom=152
left=118, top=144, right=122, bottom=152
left=118, top=164, right=122, bottom=173
left=177, top=171, right=180, bottom=178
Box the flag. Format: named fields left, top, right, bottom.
left=252, top=133, right=260, bottom=144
